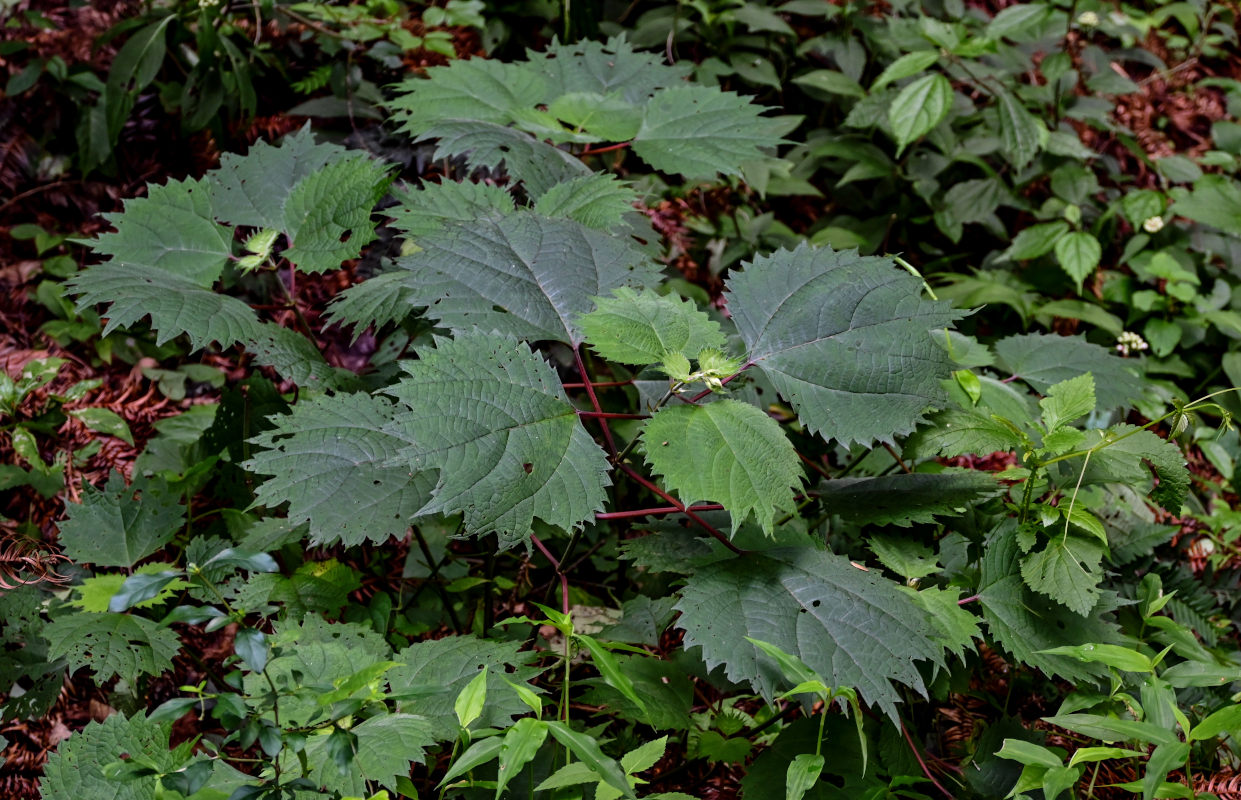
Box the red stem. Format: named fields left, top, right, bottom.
left=562, top=379, right=634, bottom=389
left=596, top=504, right=725, bottom=520
left=576, top=411, right=649, bottom=420
left=575, top=346, right=618, bottom=457
left=579, top=140, right=631, bottom=156
left=616, top=462, right=744, bottom=555
left=531, top=534, right=570, bottom=615
left=957, top=594, right=980, bottom=606
left=901, top=720, right=953, bottom=799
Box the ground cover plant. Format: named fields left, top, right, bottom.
left=5, top=3, right=1241, bottom=800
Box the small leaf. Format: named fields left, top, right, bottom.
left=545, top=721, right=635, bottom=799
left=454, top=667, right=489, bottom=729
left=888, top=74, right=952, bottom=152
left=58, top=472, right=184, bottom=568
left=1020, top=534, right=1105, bottom=616
left=575, top=634, right=649, bottom=716
left=1189, top=704, right=1241, bottom=741
left=1054, top=231, right=1102, bottom=291
left=69, top=408, right=134, bottom=445
left=234, top=628, right=268, bottom=672
left=108, top=570, right=183, bottom=613
left=995, top=739, right=1063, bottom=769
left=1037, top=643, right=1153, bottom=673
left=1040, top=373, right=1096, bottom=432
left=44, top=611, right=180, bottom=683
left=995, top=87, right=1044, bottom=169
left=495, top=718, right=548, bottom=798
left=641, top=400, right=802, bottom=535
left=579, top=287, right=725, bottom=367
left=870, top=51, right=940, bottom=92
left=785, top=753, right=824, bottom=800
left=1007, top=221, right=1070, bottom=260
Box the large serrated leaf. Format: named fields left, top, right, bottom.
left=579, top=287, right=725, bottom=366
left=387, top=635, right=543, bottom=741
left=58, top=472, right=184, bottom=568
left=399, top=211, right=660, bottom=346
left=385, top=333, right=611, bottom=548
left=904, top=408, right=1025, bottom=460
left=325, top=270, right=417, bottom=339
left=1081, top=424, right=1189, bottom=512
left=640, top=400, right=802, bottom=535
left=534, top=173, right=639, bottom=230
left=280, top=151, right=393, bottom=272
left=297, top=714, right=436, bottom=796
left=527, top=35, right=691, bottom=104
left=995, top=333, right=1143, bottom=412
left=245, top=393, right=433, bottom=547
left=68, top=263, right=264, bottom=351
left=726, top=244, right=965, bottom=446
left=632, top=86, right=786, bottom=179
left=387, top=58, right=547, bottom=136
left=416, top=120, right=592, bottom=196
left=387, top=180, right=515, bottom=240
left=44, top=611, right=181, bottom=683
left=40, top=713, right=179, bottom=800
left=814, top=470, right=1002, bottom=527
left=91, top=176, right=232, bottom=288
left=208, top=125, right=341, bottom=230
left=1020, top=534, right=1105, bottom=616
left=676, top=546, right=941, bottom=716
left=245, top=323, right=359, bottom=391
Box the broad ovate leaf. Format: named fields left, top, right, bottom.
left=40, top=714, right=181, bottom=800
left=814, top=470, right=1001, bottom=527
left=995, top=333, right=1143, bottom=413
left=888, top=74, right=951, bottom=152
left=398, top=211, right=660, bottom=346
left=580, top=287, right=725, bottom=366
left=385, top=333, right=611, bottom=549
left=676, top=546, right=941, bottom=717
left=726, top=244, right=965, bottom=446
left=58, top=471, right=184, bottom=568
left=245, top=393, right=434, bottom=547
left=44, top=611, right=181, bottom=683
left=632, top=86, right=788, bottom=179
left=640, top=399, right=803, bottom=535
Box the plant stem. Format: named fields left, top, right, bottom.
left=687, top=362, right=754, bottom=403
left=412, top=527, right=463, bottom=632
left=616, top=462, right=744, bottom=554
left=531, top=534, right=570, bottom=615
left=596, top=503, right=725, bottom=520
left=574, top=346, right=617, bottom=457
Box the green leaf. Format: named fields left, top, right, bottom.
left=280, top=152, right=393, bottom=273
left=545, top=721, right=636, bottom=799
left=575, top=634, right=649, bottom=716
left=388, top=58, right=546, bottom=136
left=399, top=211, right=659, bottom=346
left=995, top=739, right=1062, bottom=769
left=793, top=69, right=865, bottom=98
left=900, top=585, right=982, bottom=662
left=387, top=635, right=542, bottom=741
left=246, top=322, right=358, bottom=390
left=387, top=180, right=515, bottom=240
left=1042, top=713, right=1180, bottom=746
left=888, top=74, right=951, bottom=152
left=109, top=570, right=182, bottom=613
left=299, top=714, right=436, bottom=796
left=325, top=271, right=416, bottom=338
left=676, top=546, right=941, bottom=716
left=995, top=87, right=1044, bottom=169
left=440, top=738, right=505, bottom=786
left=785, top=753, right=824, bottom=800
left=905, top=408, right=1025, bottom=459
left=1020, top=534, right=1105, bottom=616
left=68, top=262, right=264, bottom=351
left=1054, top=231, right=1102, bottom=290
left=641, top=400, right=802, bottom=535
left=1040, top=373, right=1096, bottom=432
left=1082, top=424, right=1189, bottom=512
left=72, top=564, right=188, bottom=613
left=632, top=86, right=787, bottom=179
left=233, top=627, right=267, bottom=672
left=495, top=718, right=548, bottom=798
left=58, top=472, right=184, bottom=568
left=454, top=668, right=488, bottom=729
left=995, top=333, right=1143, bottom=412
left=44, top=611, right=181, bottom=683
left=246, top=393, right=433, bottom=547
left=870, top=51, right=940, bottom=92
left=1037, top=643, right=1153, bottom=673
left=815, top=470, right=1001, bottom=527
left=727, top=243, right=965, bottom=446
left=871, top=537, right=940, bottom=581
left=207, top=125, right=342, bottom=230
left=1007, top=220, right=1070, bottom=260
left=40, top=713, right=182, bottom=800
left=1189, top=704, right=1241, bottom=741
left=416, top=120, right=592, bottom=196
left=579, top=287, right=726, bottom=367
left=385, top=333, right=611, bottom=549
left=90, top=176, right=231, bottom=287
left=69, top=407, right=134, bottom=445
left=534, top=174, right=638, bottom=230
left=1172, top=174, right=1241, bottom=236
left=528, top=36, right=690, bottom=104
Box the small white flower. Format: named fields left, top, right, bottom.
left=1142, top=216, right=1165, bottom=234
left=1077, top=10, right=1100, bottom=27
left=1115, top=330, right=1149, bottom=357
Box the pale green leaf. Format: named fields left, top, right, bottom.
left=44, top=611, right=180, bottom=683
left=905, top=408, right=1025, bottom=459
left=281, top=151, right=393, bottom=272
left=889, top=74, right=951, bottom=152
left=1040, top=373, right=1096, bottom=432
left=870, top=51, right=940, bottom=92
left=579, top=287, right=725, bottom=367
left=899, top=585, right=982, bottom=662
left=91, top=176, right=231, bottom=288
left=726, top=243, right=965, bottom=446
left=246, top=393, right=434, bottom=547
left=871, top=536, right=940, bottom=580
left=1037, top=643, right=1153, bottom=673
left=1007, top=220, right=1070, bottom=260
left=632, top=86, right=787, bottom=179
left=301, top=714, right=435, bottom=796
left=496, top=718, right=549, bottom=797
left=1054, top=231, right=1102, bottom=290
left=58, top=472, right=184, bottom=568
left=69, top=407, right=133, bottom=445
left=641, top=400, right=802, bottom=535
left=815, top=470, right=1001, bottom=527
left=785, top=753, right=824, bottom=800
left=676, top=546, right=941, bottom=716
left=1189, top=704, right=1241, bottom=741
left=385, top=334, right=610, bottom=549
left=398, top=211, right=660, bottom=346
left=1020, top=534, right=1106, bottom=616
